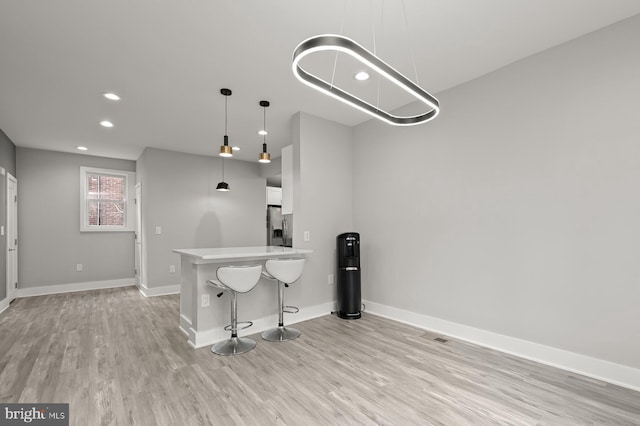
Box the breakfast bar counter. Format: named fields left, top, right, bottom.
left=173, top=246, right=312, bottom=348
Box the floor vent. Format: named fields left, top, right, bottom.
left=434, top=337, right=449, bottom=344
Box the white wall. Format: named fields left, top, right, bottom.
left=259, top=155, right=282, bottom=187
left=291, top=112, right=354, bottom=307
left=16, top=148, right=136, bottom=288
left=136, top=148, right=266, bottom=290
left=353, top=15, right=640, bottom=369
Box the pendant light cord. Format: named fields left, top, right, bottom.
left=402, top=0, right=419, bottom=85
left=371, top=0, right=377, bottom=56
left=327, top=0, right=420, bottom=114
left=224, top=96, right=228, bottom=136
left=374, top=0, right=383, bottom=112
left=330, top=0, right=349, bottom=89
left=263, top=105, right=267, bottom=143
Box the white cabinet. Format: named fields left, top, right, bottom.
left=281, top=145, right=293, bottom=214
left=266, top=186, right=282, bottom=206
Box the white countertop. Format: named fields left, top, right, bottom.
left=173, top=246, right=312, bottom=262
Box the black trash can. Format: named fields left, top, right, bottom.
left=336, top=232, right=361, bottom=319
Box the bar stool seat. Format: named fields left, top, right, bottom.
left=207, top=264, right=262, bottom=356
left=261, top=258, right=305, bottom=342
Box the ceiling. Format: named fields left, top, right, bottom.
left=1, top=0, right=639, bottom=163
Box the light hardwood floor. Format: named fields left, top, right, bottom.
left=1, top=287, right=639, bottom=425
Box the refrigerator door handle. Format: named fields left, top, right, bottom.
left=283, top=217, right=288, bottom=242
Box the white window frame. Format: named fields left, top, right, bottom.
left=80, top=166, right=136, bottom=232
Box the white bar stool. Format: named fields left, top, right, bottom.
left=261, top=258, right=305, bottom=342
left=207, top=264, right=262, bottom=356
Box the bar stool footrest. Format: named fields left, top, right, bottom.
left=223, top=321, right=253, bottom=331
left=283, top=305, right=299, bottom=314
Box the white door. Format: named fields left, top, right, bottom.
left=6, top=173, right=17, bottom=302
left=134, top=183, right=145, bottom=288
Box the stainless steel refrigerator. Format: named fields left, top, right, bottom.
left=267, top=206, right=293, bottom=247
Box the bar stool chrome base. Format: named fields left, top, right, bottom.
left=261, top=326, right=301, bottom=342
left=211, top=336, right=256, bottom=356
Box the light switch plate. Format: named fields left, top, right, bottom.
left=0, top=226, right=4, bottom=236
left=304, top=231, right=310, bottom=242
left=201, top=294, right=210, bottom=307
left=155, top=226, right=162, bottom=235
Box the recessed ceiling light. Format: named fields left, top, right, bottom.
left=100, top=120, right=114, bottom=128
left=258, top=130, right=268, bottom=136
left=354, top=71, right=370, bottom=81
left=102, top=92, right=121, bottom=101
left=76, top=146, right=88, bottom=151
left=232, top=146, right=240, bottom=151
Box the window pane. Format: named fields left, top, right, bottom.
left=100, top=201, right=125, bottom=226
left=87, top=175, right=100, bottom=199
left=87, top=201, right=125, bottom=226
left=99, top=175, right=125, bottom=201
left=88, top=200, right=99, bottom=226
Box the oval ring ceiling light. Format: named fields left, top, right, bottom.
left=292, top=34, right=440, bottom=126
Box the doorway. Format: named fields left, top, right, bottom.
left=6, top=173, right=17, bottom=303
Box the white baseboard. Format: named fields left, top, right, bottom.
left=179, top=314, right=192, bottom=340
left=363, top=300, right=640, bottom=392
left=137, top=282, right=180, bottom=297
left=188, top=301, right=334, bottom=349
left=0, top=297, right=10, bottom=315
left=16, top=278, right=135, bottom=298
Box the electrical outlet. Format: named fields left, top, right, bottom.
left=328, top=274, right=334, bottom=285
left=76, top=264, right=83, bottom=272
left=155, top=226, right=162, bottom=235
left=169, top=265, right=176, bottom=273
left=304, top=231, right=310, bottom=242
left=201, top=294, right=210, bottom=307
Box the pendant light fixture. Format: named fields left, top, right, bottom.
left=291, top=1, right=439, bottom=126
left=258, top=100, right=271, bottom=164
left=219, top=88, right=233, bottom=157
left=215, top=157, right=230, bottom=191
left=216, top=88, right=232, bottom=191
left=292, top=35, right=439, bottom=126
